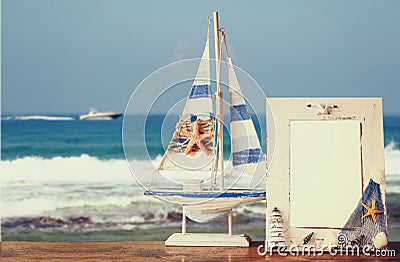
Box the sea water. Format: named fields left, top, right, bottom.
left=1, top=115, right=399, bottom=241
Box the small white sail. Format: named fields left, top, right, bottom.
left=158, top=29, right=215, bottom=172
left=181, top=38, right=212, bottom=121
left=228, top=58, right=266, bottom=181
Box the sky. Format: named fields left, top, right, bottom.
left=2, top=0, right=400, bottom=115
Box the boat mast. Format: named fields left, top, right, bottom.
left=213, top=11, right=224, bottom=191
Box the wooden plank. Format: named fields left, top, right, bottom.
left=165, top=233, right=251, bottom=247
left=1, top=241, right=399, bottom=261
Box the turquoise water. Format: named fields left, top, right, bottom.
left=2, top=115, right=398, bottom=160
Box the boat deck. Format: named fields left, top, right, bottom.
left=144, top=189, right=266, bottom=198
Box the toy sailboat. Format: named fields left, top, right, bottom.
left=144, top=12, right=266, bottom=246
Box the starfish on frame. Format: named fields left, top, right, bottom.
left=178, top=120, right=212, bottom=156
left=361, top=200, right=384, bottom=224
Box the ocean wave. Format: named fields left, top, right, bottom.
left=0, top=149, right=398, bottom=220
left=2, top=115, right=75, bottom=121
left=1, top=147, right=399, bottom=184
left=0, top=154, right=154, bottom=184
left=1, top=203, right=264, bottom=231
left=385, top=140, right=399, bottom=151
left=0, top=191, right=162, bottom=218
left=385, top=146, right=400, bottom=175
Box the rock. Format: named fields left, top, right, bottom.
left=68, top=217, right=92, bottom=225
left=141, top=212, right=155, bottom=221
left=167, top=211, right=182, bottom=222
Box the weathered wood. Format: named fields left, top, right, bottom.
left=1, top=241, right=399, bottom=261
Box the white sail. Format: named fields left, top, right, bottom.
left=228, top=58, right=266, bottom=179
left=158, top=31, right=215, bottom=172
left=181, top=38, right=212, bottom=121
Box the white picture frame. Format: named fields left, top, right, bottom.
left=266, top=98, right=385, bottom=248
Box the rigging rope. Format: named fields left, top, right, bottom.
left=221, top=29, right=230, bottom=60
left=146, top=169, right=159, bottom=190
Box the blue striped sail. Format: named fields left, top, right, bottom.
left=158, top=33, right=215, bottom=172
left=228, top=58, right=266, bottom=180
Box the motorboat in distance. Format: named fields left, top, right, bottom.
left=79, top=108, right=122, bottom=120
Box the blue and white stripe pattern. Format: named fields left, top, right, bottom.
left=228, top=58, right=265, bottom=175
left=232, top=148, right=263, bottom=166
left=181, top=84, right=213, bottom=122
left=181, top=37, right=213, bottom=122
left=189, top=84, right=212, bottom=99
left=230, top=104, right=251, bottom=122
left=339, top=179, right=387, bottom=246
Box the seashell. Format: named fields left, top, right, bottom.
left=373, top=232, right=388, bottom=249
left=337, top=234, right=348, bottom=245
left=303, top=232, right=314, bottom=245
left=351, top=235, right=364, bottom=246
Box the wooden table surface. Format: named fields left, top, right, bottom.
left=1, top=241, right=399, bottom=261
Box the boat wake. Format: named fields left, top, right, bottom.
left=2, top=115, right=75, bottom=121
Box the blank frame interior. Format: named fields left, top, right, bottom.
left=289, top=120, right=362, bottom=228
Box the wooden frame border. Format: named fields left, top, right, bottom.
left=266, top=98, right=385, bottom=248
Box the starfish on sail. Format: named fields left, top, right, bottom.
left=177, top=119, right=214, bottom=156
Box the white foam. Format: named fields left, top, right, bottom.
left=0, top=155, right=165, bottom=218
left=0, top=148, right=398, bottom=219
left=0, top=155, right=137, bottom=184
left=385, top=140, right=398, bottom=151
left=1, top=147, right=398, bottom=184
left=0, top=194, right=149, bottom=218
left=3, top=115, right=75, bottom=121
left=385, top=146, right=400, bottom=176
